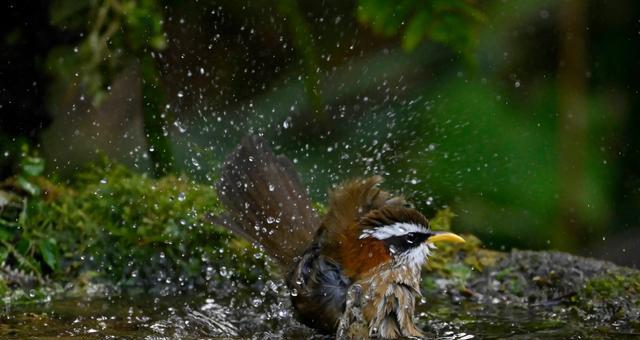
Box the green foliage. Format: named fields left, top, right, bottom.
left=47, top=0, right=175, bottom=177
left=386, top=79, right=614, bottom=248
left=410, top=80, right=558, bottom=245
left=429, top=207, right=456, bottom=231
left=357, top=0, right=485, bottom=54
left=47, top=0, right=166, bottom=104
left=0, top=155, right=268, bottom=293
left=15, top=150, right=46, bottom=196
left=1, top=147, right=51, bottom=278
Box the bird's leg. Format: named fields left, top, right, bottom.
left=336, top=284, right=367, bottom=339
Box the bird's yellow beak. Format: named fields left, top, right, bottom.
left=426, top=232, right=465, bottom=244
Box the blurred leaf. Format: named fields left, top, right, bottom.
left=403, top=11, right=430, bottom=50
left=38, top=239, right=59, bottom=271
left=0, top=247, right=8, bottom=265
left=16, top=238, right=30, bottom=256
left=45, top=46, right=82, bottom=82
left=17, top=176, right=40, bottom=197
left=150, top=35, right=167, bottom=50
left=49, top=0, right=91, bottom=28
left=358, top=0, right=486, bottom=54
left=0, top=190, right=12, bottom=208
left=0, top=225, right=12, bottom=241
left=431, top=207, right=456, bottom=231
left=20, top=156, right=45, bottom=177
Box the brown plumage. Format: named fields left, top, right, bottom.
left=215, top=136, right=319, bottom=267
left=317, top=178, right=427, bottom=338
left=215, top=136, right=463, bottom=339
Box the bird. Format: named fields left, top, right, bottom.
left=215, top=136, right=465, bottom=339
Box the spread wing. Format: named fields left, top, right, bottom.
left=323, top=176, right=405, bottom=231
left=317, top=176, right=407, bottom=275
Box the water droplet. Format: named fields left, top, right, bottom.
left=191, top=158, right=200, bottom=168
left=173, top=120, right=187, bottom=133
left=177, top=192, right=186, bottom=201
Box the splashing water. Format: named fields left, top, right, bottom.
left=2, top=282, right=630, bottom=339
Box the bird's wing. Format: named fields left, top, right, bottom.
left=318, top=176, right=406, bottom=262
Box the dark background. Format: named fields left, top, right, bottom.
left=1, top=0, right=639, bottom=267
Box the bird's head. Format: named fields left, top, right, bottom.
left=357, top=206, right=465, bottom=268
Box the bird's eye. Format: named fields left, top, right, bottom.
left=406, top=232, right=418, bottom=244
left=383, top=232, right=426, bottom=254
left=406, top=232, right=428, bottom=245
left=403, top=203, right=414, bottom=209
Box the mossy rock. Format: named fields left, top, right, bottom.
left=422, top=242, right=640, bottom=334
left=1, top=160, right=272, bottom=305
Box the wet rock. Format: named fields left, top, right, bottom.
left=422, top=248, right=640, bottom=336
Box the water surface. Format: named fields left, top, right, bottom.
left=3, top=286, right=635, bottom=339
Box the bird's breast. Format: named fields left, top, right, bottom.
left=358, top=264, right=423, bottom=338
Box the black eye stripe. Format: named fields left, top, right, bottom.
left=383, top=232, right=429, bottom=254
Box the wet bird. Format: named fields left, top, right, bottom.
left=215, top=136, right=464, bottom=339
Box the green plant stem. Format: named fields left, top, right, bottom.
left=1, top=239, right=43, bottom=283
left=140, top=54, right=174, bottom=177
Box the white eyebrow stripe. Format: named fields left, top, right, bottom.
left=359, top=222, right=428, bottom=240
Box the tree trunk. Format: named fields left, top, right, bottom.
left=556, top=0, right=588, bottom=249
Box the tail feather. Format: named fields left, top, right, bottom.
left=215, top=136, right=319, bottom=267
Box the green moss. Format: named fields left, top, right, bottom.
left=424, top=232, right=500, bottom=274
left=0, top=158, right=270, bottom=305
left=0, top=278, right=7, bottom=296
left=421, top=229, right=501, bottom=297
left=578, top=273, right=640, bottom=316
left=569, top=273, right=640, bottom=329
left=582, top=273, right=640, bottom=301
